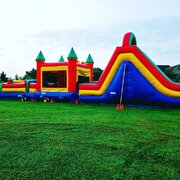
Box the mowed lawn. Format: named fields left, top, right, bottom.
left=0, top=100, right=179, bottom=179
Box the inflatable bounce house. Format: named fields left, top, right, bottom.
left=0, top=32, right=180, bottom=108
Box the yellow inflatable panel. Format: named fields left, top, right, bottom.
left=2, top=88, right=25, bottom=93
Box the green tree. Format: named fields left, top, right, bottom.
left=164, top=65, right=180, bottom=83
left=0, top=71, right=8, bottom=82
left=15, top=74, right=20, bottom=80
left=93, top=67, right=103, bottom=81
left=23, top=68, right=36, bottom=80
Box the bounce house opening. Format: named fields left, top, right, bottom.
left=43, top=71, right=67, bottom=88
left=78, top=75, right=90, bottom=83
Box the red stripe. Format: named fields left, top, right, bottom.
left=2, top=83, right=25, bottom=88
left=30, top=83, right=36, bottom=88
left=42, top=62, right=68, bottom=67
left=77, top=63, right=90, bottom=68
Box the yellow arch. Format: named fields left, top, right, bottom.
left=79, top=53, right=180, bottom=97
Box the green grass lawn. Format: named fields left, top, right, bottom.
left=0, top=100, right=179, bottom=179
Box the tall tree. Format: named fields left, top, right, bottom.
left=23, top=68, right=36, bottom=80
left=93, top=67, right=103, bottom=81
left=0, top=71, right=8, bottom=82
left=14, top=74, right=20, bottom=80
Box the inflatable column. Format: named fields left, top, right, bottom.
left=85, top=54, right=94, bottom=82
left=36, top=51, right=45, bottom=91
left=67, top=48, right=77, bottom=92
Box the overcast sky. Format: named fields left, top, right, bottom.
left=0, top=0, right=180, bottom=77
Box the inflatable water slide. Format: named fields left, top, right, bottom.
left=79, top=32, right=180, bottom=107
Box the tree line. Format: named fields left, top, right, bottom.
left=0, top=68, right=36, bottom=83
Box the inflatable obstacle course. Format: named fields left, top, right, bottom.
left=0, top=32, right=179, bottom=107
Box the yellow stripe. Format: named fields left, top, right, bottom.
left=41, top=87, right=68, bottom=92
left=13, top=80, right=25, bottom=83
left=2, top=88, right=25, bottom=92
left=41, top=66, right=68, bottom=71
left=80, top=53, right=180, bottom=98
left=29, top=88, right=36, bottom=93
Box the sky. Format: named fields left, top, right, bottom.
left=0, top=0, right=180, bottom=78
